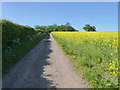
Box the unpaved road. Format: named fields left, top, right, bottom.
left=3, top=34, right=88, bottom=88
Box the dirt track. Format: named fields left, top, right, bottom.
left=3, top=34, right=88, bottom=88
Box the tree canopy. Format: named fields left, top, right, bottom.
left=34, top=22, right=78, bottom=32
left=83, top=24, right=96, bottom=31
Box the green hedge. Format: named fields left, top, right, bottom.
left=2, top=19, right=47, bottom=72
left=2, top=19, right=37, bottom=53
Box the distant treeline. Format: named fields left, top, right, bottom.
left=34, top=22, right=78, bottom=32
left=2, top=20, right=77, bottom=52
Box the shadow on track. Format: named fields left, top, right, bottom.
left=3, top=33, right=56, bottom=88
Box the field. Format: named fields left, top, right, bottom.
left=2, top=19, right=119, bottom=88
left=52, top=31, right=119, bottom=88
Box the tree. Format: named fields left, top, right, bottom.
left=34, top=23, right=78, bottom=32
left=46, top=25, right=55, bottom=32
left=34, top=25, right=48, bottom=32
left=53, top=24, right=58, bottom=31
left=58, top=25, right=66, bottom=31
left=83, top=24, right=96, bottom=31
left=65, top=22, right=71, bottom=31
left=34, top=25, right=40, bottom=29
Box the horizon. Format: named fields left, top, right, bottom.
left=2, top=2, right=118, bottom=31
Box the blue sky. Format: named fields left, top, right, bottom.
left=2, top=2, right=118, bottom=31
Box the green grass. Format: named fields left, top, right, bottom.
left=52, top=33, right=118, bottom=88
left=2, top=33, right=47, bottom=72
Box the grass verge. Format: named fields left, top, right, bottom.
left=52, top=33, right=118, bottom=88
left=2, top=33, right=47, bottom=72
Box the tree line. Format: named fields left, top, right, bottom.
left=34, top=22, right=78, bottom=32
left=35, top=23, right=96, bottom=32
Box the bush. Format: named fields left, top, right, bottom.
left=1, top=19, right=37, bottom=53
left=2, top=19, right=47, bottom=72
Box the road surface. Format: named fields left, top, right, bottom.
left=3, top=34, right=88, bottom=88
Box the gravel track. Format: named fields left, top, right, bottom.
left=2, top=33, right=88, bottom=88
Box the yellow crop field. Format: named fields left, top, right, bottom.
left=52, top=31, right=119, bottom=88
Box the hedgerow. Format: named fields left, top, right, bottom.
left=2, top=19, right=47, bottom=72
left=2, top=19, right=38, bottom=53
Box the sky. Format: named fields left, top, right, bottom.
left=2, top=2, right=118, bottom=31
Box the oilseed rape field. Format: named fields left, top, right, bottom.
left=52, top=31, right=119, bottom=88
